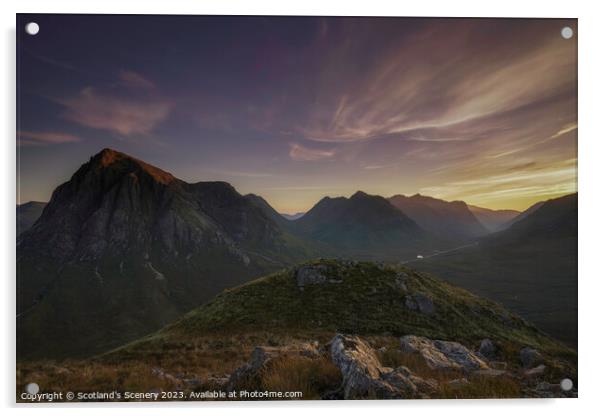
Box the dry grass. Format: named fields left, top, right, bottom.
left=261, top=355, right=342, bottom=399
left=17, top=333, right=554, bottom=401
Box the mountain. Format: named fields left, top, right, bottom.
left=17, top=149, right=315, bottom=359
left=410, top=193, right=577, bottom=346
left=281, top=212, right=305, bottom=221
left=292, top=191, right=439, bottom=260
left=467, top=205, right=520, bottom=231
left=502, top=200, right=545, bottom=229
left=389, top=194, right=489, bottom=242
left=16, top=201, right=47, bottom=236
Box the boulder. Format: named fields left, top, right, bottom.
left=520, top=347, right=544, bottom=368
left=329, top=334, right=436, bottom=399
left=294, top=265, right=328, bottom=289
left=523, top=364, right=546, bottom=378
left=478, top=339, right=497, bottom=360
left=447, top=378, right=469, bottom=389
left=404, top=294, right=435, bottom=315
left=400, top=335, right=488, bottom=372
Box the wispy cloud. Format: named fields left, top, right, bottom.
left=18, top=130, right=81, bottom=146
left=549, top=122, right=578, bottom=140
left=58, top=86, right=171, bottom=136
left=289, top=143, right=335, bottom=161
left=118, top=70, right=156, bottom=90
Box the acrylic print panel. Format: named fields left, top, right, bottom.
left=16, top=14, right=577, bottom=402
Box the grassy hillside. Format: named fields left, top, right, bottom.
left=120, top=259, right=574, bottom=359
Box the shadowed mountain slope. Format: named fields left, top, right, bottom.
left=389, top=194, right=489, bottom=242
left=467, top=205, right=520, bottom=232
left=17, top=201, right=47, bottom=236
left=411, top=193, right=577, bottom=346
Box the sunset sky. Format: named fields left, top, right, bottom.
left=17, top=15, right=577, bottom=213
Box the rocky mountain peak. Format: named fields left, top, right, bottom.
left=87, top=148, right=176, bottom=185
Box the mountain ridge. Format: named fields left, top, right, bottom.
left=388, top=194, right=488, bottom=242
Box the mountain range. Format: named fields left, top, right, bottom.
left=17, top=148, right=577, bottom=358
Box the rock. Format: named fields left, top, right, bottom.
left=520, top=347, right=544, bottom=368
left=478, top=339, right=497, bottom=360
left=394, top=272, right=409, bottom=291
left=472, top=369, right=507, bottom=377
left=523, top=364, right=546, bottom=378
left=404, top=294, right=435, bottom=315
left=525, top=381, right=577, bottom=398
left=400, top=335, right=489, bottom=372
left=151, top=367, right=182, bottom=387
left=489, top=361, right=508, bottom=370
left=227, top=344, right=322, bottom=391
left=294, top=265, right=329, bottom=289
left=329, top=334, right=436, bottom=399
left=405, top=296, right=418, bottom=311
left=447, top=378, right=469, bottom=388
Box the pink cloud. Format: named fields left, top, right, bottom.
left=118, top=70, right=156, bottom=90
left=18, top=130, right=81, bottom=146
left=289, top=143, right=335, bottom=161
left=59, top=87, right=171, bottom=136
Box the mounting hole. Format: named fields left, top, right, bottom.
left=561, top=26, right=573, bottom=39
left=25, top=22, right=40, bottom=36
left=25, top=382, right=40, bottom=395
left=560, top=378, right=573, bottom=391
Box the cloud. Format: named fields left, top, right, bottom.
left=18, top=130, right=81, bottom=146
left=58, top=86, right=171, bottom=136
left=549, top=123, right=578, bottom=140
left=118, top=70, right=156, bottom=90
left=299, top=20, right=576, bottom=144
left=289, top=143, right=335, bottom=161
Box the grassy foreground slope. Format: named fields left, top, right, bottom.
left=120, top=259, right=574, bottom=359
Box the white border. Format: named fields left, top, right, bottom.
left=3, top=1, right=602, bottom=415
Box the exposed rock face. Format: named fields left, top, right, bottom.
left=520, top=347, right=544, bottom=368
left=400, top=335, right=488, bottom=371
left=329, top=334, right=437, bottom=399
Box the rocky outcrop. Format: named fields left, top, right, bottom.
left=400, top=335, right=488, bottom=372
left=478, top=338, right=497, bottom=360
left=329, top=334, right=437, bottom=399
left=404, top=293, right=435, bottom=315
left=294, top=264, right=343, bottom=290
left=520, top=347, right=544, bottom=368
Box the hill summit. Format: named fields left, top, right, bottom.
left=137, top=259, right=569, bottom=356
